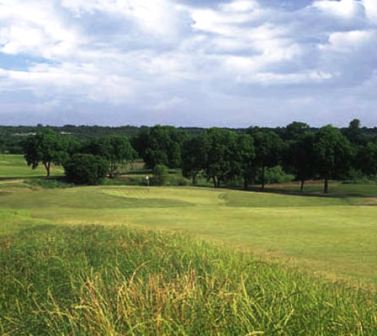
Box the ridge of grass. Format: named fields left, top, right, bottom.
left=1, top=225, right=376, bottom=335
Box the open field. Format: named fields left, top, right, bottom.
left=1, top=181, right=377, bottom=286
left=0, top=154, right=63, bottom=179
left=0, top=155, right=376, bottom=334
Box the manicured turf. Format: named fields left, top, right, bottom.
left=0, top=154, right=63, bottom=178
left=1, top=155, right=376, bottom=334
left=1, top=183, right=376, bottom=287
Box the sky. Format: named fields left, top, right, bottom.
left=0, top=0, right=377, bottom=127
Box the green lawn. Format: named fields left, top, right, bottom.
left=1, top=182, right=376, bottom=287
left=1, top=155, right=376, bottom=334
left=0, top=154, right=63, bottom=179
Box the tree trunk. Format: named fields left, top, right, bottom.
left=324, top=178, right=329, bottom=194
left=261, top=166, right=265, bottom=191
left=212, top=176, right=217, bottom=188
left=244, top=178, right=249, bottom=190
left=216, top=178, right=221, bottom=188
left=192, top=175, right=197, bottom=186
left=44, top=162, right=51, bottom=177
left=300, top=179, right=305, bottom=192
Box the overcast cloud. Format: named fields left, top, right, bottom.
left=0, top=0, right=376, bottom=127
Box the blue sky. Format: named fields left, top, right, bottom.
left=0, top=0, right=377, bottom=127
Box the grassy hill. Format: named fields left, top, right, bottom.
left=0, top=154, right=63, bottom=179
left=0, top=155, right=376, bottom=334
left=1, top=225, right=376, bottom=335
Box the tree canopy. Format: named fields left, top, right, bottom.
left=23, top=129, right=67, bottom=177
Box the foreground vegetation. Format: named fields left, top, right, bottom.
left=1, top=154, right=376, bottom=334
left=1, top=225, right=376, bottom=335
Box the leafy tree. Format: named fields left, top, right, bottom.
left=83, top=136, right=136, bottom=178
left=203, top=128, right=238, bottom=188
left=133, top=126, right=187, bottom=168
left=343, top=119, right=367, bottom=145
left=357, top=141, right=377, bottom=176
left=152, top=164, right=169, bottom=186
left=313, top=125, right=353, bottom=193
left=284, top=122, right=310, bottom=141
left=251, top=130, right=284, bottom=190
left=64, top=154, right=108, bottom=185
left=23, top=129, right=67, bottom=177
left=288, top=132, right=316, bottom=191
left=234, top=134, right=255, bottom=189
left=182, top=135, right=207, bottom=185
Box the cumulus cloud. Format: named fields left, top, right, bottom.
left=0, top=0, right=376, bottom=126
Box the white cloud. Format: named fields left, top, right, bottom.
left=362, top=0, right=377, bottom=21
left=0, top=0, right=376, bottom=126
left=321, top=30, right=375, bottom=52
left=313, top=0, right=364, bottom=19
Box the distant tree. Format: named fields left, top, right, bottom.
left=357, top=141, right=377, bottom=176
left=153, top=164, right=169, bottom=186
left=235, top=134, right=256, bottom=189
left=343, top=119, right=366, bottom=145
left=203, top=128, right=238, bottom=188
left=83, top=136, right=136, bottom=178
left=64, top=154, right=108, bottom=185
left=250, top=130, right=284, bottom=190
left=181, top=135, right=207, bottom=185
left=284, top=122, right=310, bottom=141
left=313, top=125, right=353, bottom=193
left=23, top=129, right=67, bottom=177
left=133, top=126, right=187, bottom=169
left=288, top=132, right=316, bottom=191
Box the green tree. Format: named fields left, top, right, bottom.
left=153, top=164, right=169, bottom=186
left=84, top=136, right=136, bottom=178
left=251, top=130, right=284, bottom=190
left=343, top=119, right=366, bottom=145
left=235, top=134, right=255, bottom=190
left=23, top=129, right=67, bottom=177
left=181, top=135, right=207, bottom=185
left=357, top=141, right=377, bottom=176
left=133, top=126, right=187, bottom=169
left=203, top=128, right=238, bottom=188
left=288, top=132, right=316, bottom=191
left=313, top=125, right=353, bottom=193
left=64, top=154, right=108, bottom=185
left=285, top=122, right=310, bottom=141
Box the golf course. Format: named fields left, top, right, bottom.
left=0, top=154, right=376, bottom=335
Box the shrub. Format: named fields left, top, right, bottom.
left=257, top=165, right=294, bottom=184
left=152, top=164, right=169, bottom=186
left=64, top=154, right=108, bottom=185
left=26, top=178, right=74, bottom=189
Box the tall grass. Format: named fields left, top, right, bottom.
left=0, top=225, right=376, bottom=335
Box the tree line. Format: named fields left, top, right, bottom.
left=22, top=120, right=377, bottom=193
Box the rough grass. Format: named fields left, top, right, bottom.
left=0, top=225, right=376, bottom=335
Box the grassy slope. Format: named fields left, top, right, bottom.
left=1, top=184, right=377, bottom=286
left=1, top=225, right=376, bottom=335
left=1, top=155, right=377, bottom=334
left=0, top=154, right=63, bottom=178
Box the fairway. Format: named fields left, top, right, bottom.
left=1, top=181, right=376, bottom=287
left=0, top=154, right=63, bottom=179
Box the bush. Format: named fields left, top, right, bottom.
left=257, top=165, right=294, bottom=184
left=152, top=164, right=169, bottom=186
left=64, top=154, right=108, bottom=185
left=26, top=178, right=74, bottom=189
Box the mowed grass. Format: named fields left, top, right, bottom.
left=0, top=154, right=63, bottom=179
left=0, top=155, right=377, bottom=334
left=1, top=225, right=376, bottom=335
left=1, top=184, right=377, bottom=286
